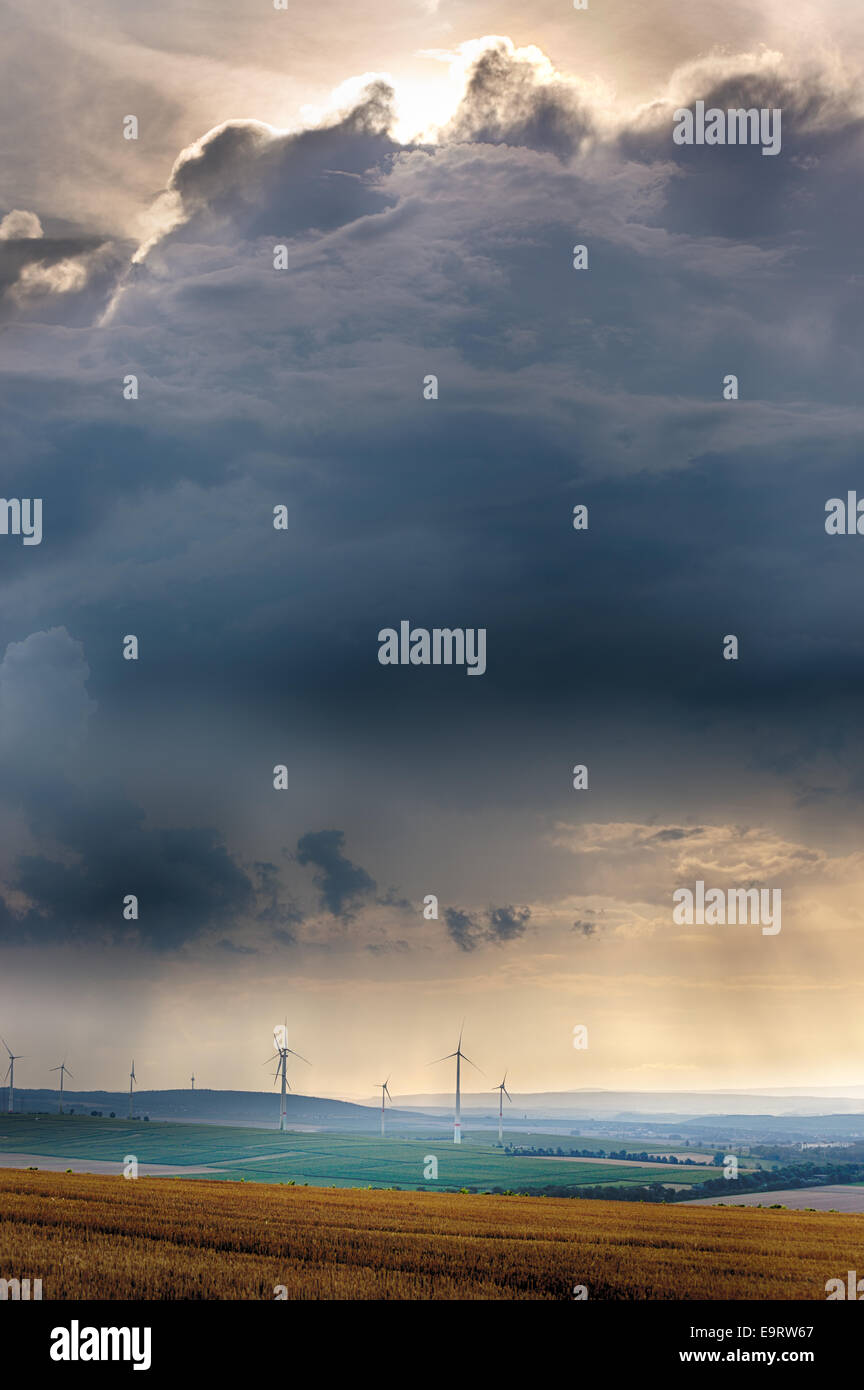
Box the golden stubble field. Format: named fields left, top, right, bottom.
left=0, top=1170, right=859, bottom=1300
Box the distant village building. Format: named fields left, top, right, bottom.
left=799, top=1141, right=852, bottom=1149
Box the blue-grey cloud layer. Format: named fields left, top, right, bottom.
left=1, top=37, right=862, bottom=962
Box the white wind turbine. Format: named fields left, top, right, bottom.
left=377, top=1077, right=392, bottom=1137
left=2, top=1038, right=22, bottom=1114
left=50, top=1058, right=74, bottom=1115
left=128, top=1059, right=137, bottom=1119
left=494, top=1072, right=512, bottom=1145
left=431, top=1025, right=482, bottom=1144
left=265, top=1022, right=310, bottom=1133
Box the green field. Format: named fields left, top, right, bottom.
left=0, top=1114, right=724, bottom=1193
left=463, top=1131, right=716, bottom=1158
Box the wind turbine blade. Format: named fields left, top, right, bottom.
left=66, top=1068, right=74, bottom=1079
left=263, top=1054, right=279, bottom=1065
left=49, top=1065, right=61, bottom=1073
left=428, top=1052, right=458, bottom=1065
left=284, top=1049, right=310, bottom=1065
left=461, top=1053, right=484, bottom=1075
left=503, top=1088, right=512, bottom=1102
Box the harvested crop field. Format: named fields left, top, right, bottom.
left=0, top=1169, right=859, bottom=1300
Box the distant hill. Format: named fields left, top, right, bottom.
left=381, top=1089, right=864, bottom=1118
left=6, top=1088, right=428, bottom=1130
left=670, top=1112, right=864, bottom=1142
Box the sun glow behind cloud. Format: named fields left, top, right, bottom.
left=298, top=69, right=457, bottom=145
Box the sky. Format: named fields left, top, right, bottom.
left=1, top=0, right=864, bottom=1102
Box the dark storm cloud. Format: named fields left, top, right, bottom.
left=295, top=830, right=377, bottom=919
left=486, top=903, right=531, bottom=942
left=375, top=887, right=413, bottom=911
left=0, top=34, right=863, bottom=967
left=253, top=860, right=305, bottom=940
left=163, top=81, right=399, bottom=244
left=620, top=56, right=864, bottom=245
left=0, top=627, right=258, bottom=950
left=443, top=907, right=479, bottom=952
left=442, top=37, right=593, bottom=158
left=649, top=828, right=705, bottom=843
left=5, top=820, right=256, bottom=950
left=444, top=904, right=532, bottom=951
left=572, top=920, right=597, bottom=937
left=0, top=48, right=859, bottom=749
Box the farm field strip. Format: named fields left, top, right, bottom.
left=0, top=1169, right=859, bottom=1300
left=683, top=1186, right=864, bottom=1213
left=0, top=1152, right=225, bottom=1176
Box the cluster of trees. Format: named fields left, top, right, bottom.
left=673, top=1159, right=864, bottom=1201
left=569, top=1184, right=670, bottom=1203
left=83, top=1108, right=149, bottom=1121
left=751, top=1143, right=864, bottom=1163
left=504, top=1145, right=704, bottom=1165
left=485, top=1182, right=675, bottom=1202
left=489, top=1153, right=864, bottom=1205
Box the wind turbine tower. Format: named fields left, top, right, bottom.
left=494, top=1072, right=513, bottom=1145
left=378, top=1077, right=392, bottom=1137
left=431, top=1026, right=482, bottom=1144
left=2, top=1039, right=21, bottom=1114
left=265, top=1023, right=310, bottom=1133
left=50, top=1059, right=74, bottom=1115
